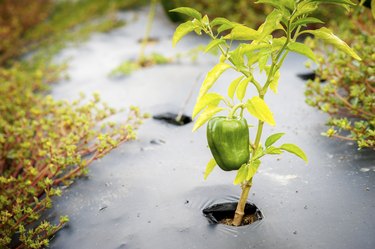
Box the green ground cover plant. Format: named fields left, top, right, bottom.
left=0, top=0, right=147, bottom=248
left=172, top=0, right=360, bottom=226
left=0, top=0, right=147, bottom=66
left=305, top=2, right=374, bottom=149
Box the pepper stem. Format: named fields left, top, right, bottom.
left=229, top=103, right=244, bottom=118
left=232, top=179, right=252, bottom=226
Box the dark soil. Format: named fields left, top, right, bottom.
left=219, top=213, right=259, bottom=226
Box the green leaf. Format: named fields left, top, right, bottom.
left=255, top=0, right=292, bottom=12
left=224, top=24, right=259, bottom=40
left=291, top=17, right=324, bottom=30
left=265, top=146, right=283, bottom=154
left=293, top=2, right=318, bottom=19
left=193, top=105, right=224, bottom=131
left=308, top=27, right=361, bottom=60
left=280, top=143, right=308, bottom=162
left=258, top=51, right=271, bottom=72
left=310, top=0, right=355, bottom=6
left=192, top=93, right=224, bottom=119
left=234, top=164, right=248, bottom=185
left=253, top=146, right=264, bottom=160
left=257, top=9, right=283, bottom=40
left=228, top=76, right=244, bottom=99
left=269, top=70, right=280, bottom=93
left=172, top=21, right=194, bottom=47
left=217, top=23, right=235, bottom=34
left=287, top=42, right=317, bottom=62
left=237, top=43, right=271, bottom=57
left=247, top=160, right=261, bottom=180
left=204, top=39, right=225, bottom=53
left=210, top=17, right=233, bottom=27
left=197, top=63, right=231, bottom=100
left=170, top=7, right=202, bottom=20
left=372, top=0, right=375, bottom=19
left=204, top=158, right=217, bottom=180
left=246, top=96, right=276, bottom=126
left=229, top=49, right=246, bottom=69
left=265, top=133, right=285, bottom=147
left=236, top=77, right=251, bottom=101
left=281, top=0, right=295, bottom=9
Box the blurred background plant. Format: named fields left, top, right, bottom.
left=0, top=0, right=147, bottom=66
left=0, top=0, right=148, bottom=248
left=305, top=2, right=374, bottom=150
left=161, top=0, right=347, bottom=29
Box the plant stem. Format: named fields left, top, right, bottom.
left=229, top=103, right=244, bottom=118
left=138, top=0, right=157, bottom=64
left=232, top=179, right=252, bottom=226
left=254, top=121, right=264, bottom=149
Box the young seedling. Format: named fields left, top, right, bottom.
left=171, top=0, right=361, bottom=226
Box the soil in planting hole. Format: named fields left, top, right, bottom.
left=153, top=112, right=192, bottom=126
left=203, top=202, right=263, bottom=226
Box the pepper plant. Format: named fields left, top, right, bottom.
left=171, top=0, right=361, bottom=226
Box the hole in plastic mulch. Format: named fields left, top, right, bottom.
left=153, top=112, right=192, bottom=126
left=297, top=71, right=326, bottom=82
left=202, top=202, right=263, bottom=226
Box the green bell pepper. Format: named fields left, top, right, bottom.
left=207, top=116, right=250, bottom=171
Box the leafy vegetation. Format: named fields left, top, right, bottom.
left=172, top=0, right=360, bottom=226
left=0, top=0, right=147, bottom=248
left=0, top=0, right=147, bottom=66
left=305, top=3, right=374, bottom=149
left=162, top=0, right=346, bottom=30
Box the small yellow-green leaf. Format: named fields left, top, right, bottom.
left=193, top=105, right=224, bottom=131
left=172, top=21, right=194, bottom=47
left=310, top=0, right=355, bottom=7
left=293, top=1, right=318, bottom=19
left=192, top=93, right=224, bottom=119
left=257, top=9, right=283, bottom=40
left=280, top=143, right=308, bottom=163
left=233, top=164, right=248, bottom=185
left=269, top=70, right=280, bottom=93
left=256, top=0, right=292, bottom=12
left=210, top=17, right=233, bottom=27
left=237, top=43, right=270, bottom=57
left=246, top=96, right=275, bottom=126
left=265, top=133, right=285, bottom=147
left=236, top=77, right=251, bottom=101
left=258, top=50, right=272, bottom=72
left=228, top=76, right=244, bottom=99
left=218, top=23, right=234, bottom=34
left=224, top=24, right=259, bottom=40
left=308, top=27, right=361, bottom=61
left=170, top=7, right=202, bottom=20
left=197, top=63, right=231, bottom=100
left=247, top=160, right=261, bottom=180
left=372, top=0, right=375, bottom=19
left=291, top=17, right=323, bottom=30
left=204, top=158, right=217, bottom=180
left=265, top=146, right=283, bottom=154
left=287, top=42, right=317, bottom=62
left=253, top=146, right=264, bottom=160
left=202, top=15, right=209, bottom=26
left=204, top=39, right=225, bottom=53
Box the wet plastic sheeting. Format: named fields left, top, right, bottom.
left=49, top=5, right=375, bottom=249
